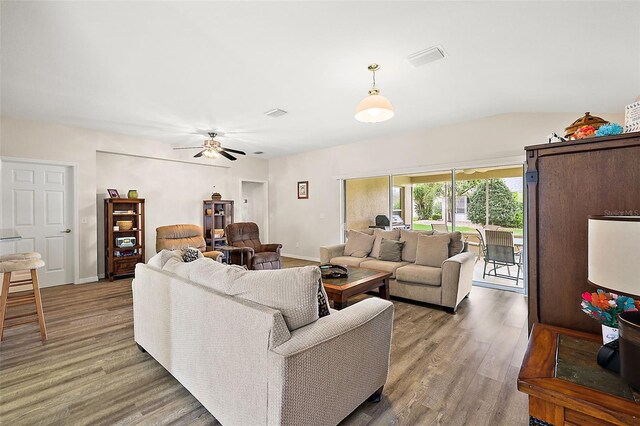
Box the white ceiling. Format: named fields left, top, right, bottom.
left=2, top=1, right=639, bottom=158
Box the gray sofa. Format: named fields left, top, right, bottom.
left=134, top=251, right=394, bottom=425
left=320, top=228, right=476, bottom=312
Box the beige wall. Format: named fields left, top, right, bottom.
left=0, top=116, right=268, bottom=282
left=345, top=177, right=389, bottom=231
left=269, top=112, right=624, bottom=260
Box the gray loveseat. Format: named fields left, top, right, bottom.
left=320, top=228, right=476, bottom=312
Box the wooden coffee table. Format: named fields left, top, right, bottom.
left=321, top=266, right=391, bottom=310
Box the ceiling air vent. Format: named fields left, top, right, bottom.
left=264, top=108, right=288, bottom=118
left=406, top=45, right=447, bottom=68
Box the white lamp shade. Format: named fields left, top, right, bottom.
left=355, top=94, right=394, bottom=123
left=588, top=216, right=640, bottom=296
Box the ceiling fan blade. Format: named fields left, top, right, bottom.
left=218, top=150, right=237, bottom=161
left=194, top=150, right=207, bottom=158
left=221, top=147, right=246, bottom=155
left=174, top=146, right=203, bottom=150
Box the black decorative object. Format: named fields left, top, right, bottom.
left=619, top=311, right=640, bottom=390
left=596, top=339, right=620, bottom=373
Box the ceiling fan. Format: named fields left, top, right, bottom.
left=173, top=132, right=246, bottom=161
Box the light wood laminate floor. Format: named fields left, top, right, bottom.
left=0, top=257, right=529, bottom=425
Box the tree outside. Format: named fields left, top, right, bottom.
left=467, top=179, right=520, bottom=227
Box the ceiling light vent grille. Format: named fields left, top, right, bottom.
left=265, top=108, right=288, bottom=118
left=406, top=45, right=446, bottom=68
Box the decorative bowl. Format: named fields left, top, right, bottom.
left=116, top=220, right=133, bottom=230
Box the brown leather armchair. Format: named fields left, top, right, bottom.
left=224, top=222, right=282, bottom=270
left=156, top=224, right=223, bottom=262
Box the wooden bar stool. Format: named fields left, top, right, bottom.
left=0, top=252, right=47, bottom=341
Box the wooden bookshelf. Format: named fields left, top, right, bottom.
left=203, top=200, right=234, bottom=251
left=104, top=198, right=145, bottom=281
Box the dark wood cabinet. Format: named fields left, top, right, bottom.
left=526, top=132, right=640, bottom=333
left=104, top=198, right=145, bottom=281
left=203, top=200, right=234, bottom=251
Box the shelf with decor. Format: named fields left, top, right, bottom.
left=104, top=198, right=146, bottom=281
left=203, top=199, right=234, bottom=251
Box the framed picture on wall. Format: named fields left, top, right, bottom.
left=107, top=189, right=120, bottom=198
left=297, top=181, right=309, bottom=199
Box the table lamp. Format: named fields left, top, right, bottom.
left=588, top=215, right=640, bottom=390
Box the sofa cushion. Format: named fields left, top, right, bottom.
left=400, top=229, right=434, bottom=262
left=167, top=258, right=322, bottom=331
left=415, top=234, right=451, bottom=267
left=330, top=256, right=373, bottom=267
left=396, top=263, right=442, bottom=286
left=150, top=249, right=185, bottom=269
left=370, top=229, right=400, bottom=258
left=434, top=230, right=465, bottom=257
left=344, top=230, right=375, bottom=258
left=360, top=259, right=410, bottom=279
left=378, top=239, right=404, bottom=262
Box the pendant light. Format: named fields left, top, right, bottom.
left=355, top=63, right=394, bottom=123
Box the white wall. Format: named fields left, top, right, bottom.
left=0, top=116, right=268, bottom=282
left=268, top=112, right=624, bottom=260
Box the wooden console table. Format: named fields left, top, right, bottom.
left=518, top=323, right=640, bottom=425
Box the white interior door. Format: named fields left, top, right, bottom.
left=1, top=160, right=74, bottom=287
left=240, top=181, right=268, bottom=241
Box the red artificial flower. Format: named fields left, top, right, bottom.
left=582, top=292, right=592, bottom=302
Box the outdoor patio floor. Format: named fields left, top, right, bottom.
left=472, top=258, right=524, bottom=290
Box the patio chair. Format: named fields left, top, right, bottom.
left=431, top=223, right=449, bottom=232
left=482, top=230, right=522, bottom=282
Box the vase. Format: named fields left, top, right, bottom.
left=211, top=193, right=222, bottom=201
left=601, top=324, right=619, bottom=344
left=127, top=190, right=138, bottom=199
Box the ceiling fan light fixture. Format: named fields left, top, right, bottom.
left=355, top=64, right=394, bottom=123
left=203, top=149, right=220, bottom=159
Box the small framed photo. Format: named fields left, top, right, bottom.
left=107, top=189, right=120, bottom=198
left=297, top=181, right=309, bottom=199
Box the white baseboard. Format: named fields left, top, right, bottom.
left=76, top=276, right=99, bottom=284
left=281, top=253, right=320, bottom=262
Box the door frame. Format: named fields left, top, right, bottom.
left=238, top=179, right=269, bottom=242
left=0, top=156, right=79, bottom=285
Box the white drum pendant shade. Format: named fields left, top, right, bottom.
left=355, top=94, right=394, bottom=123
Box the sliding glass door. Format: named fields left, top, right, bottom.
left=342, top=163, right=526, bottom=293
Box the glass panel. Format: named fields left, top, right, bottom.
left=556, top=335, right=635, bottom=400
left=344, top=176, right=390, bottom=231
left=393, top=171, right=453, bottom=232
left=455, top=165, right=524, bottom=289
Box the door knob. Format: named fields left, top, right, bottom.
left=61, top=229, right=71, bottom=233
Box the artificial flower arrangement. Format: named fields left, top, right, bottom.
left=574, top=125, right=597, bottom=139
left=581, top=289, right=640, bottom=328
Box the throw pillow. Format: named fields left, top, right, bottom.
left=317, top=278, right=330, bottom=318
left=182, top=247, right=200, bottom=262
left=189, top=263, right=322, bottom=331
left=370, top=229, right=401, bottom=258
left=378, top=239, right=405, bottom=262
left=415, top=234, right=451, bottom=267
left=400, top=229, right=434, bottom=262
left=344, top=230, right=375, bottom=258
left=434, top=230, right=465, bottom=257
